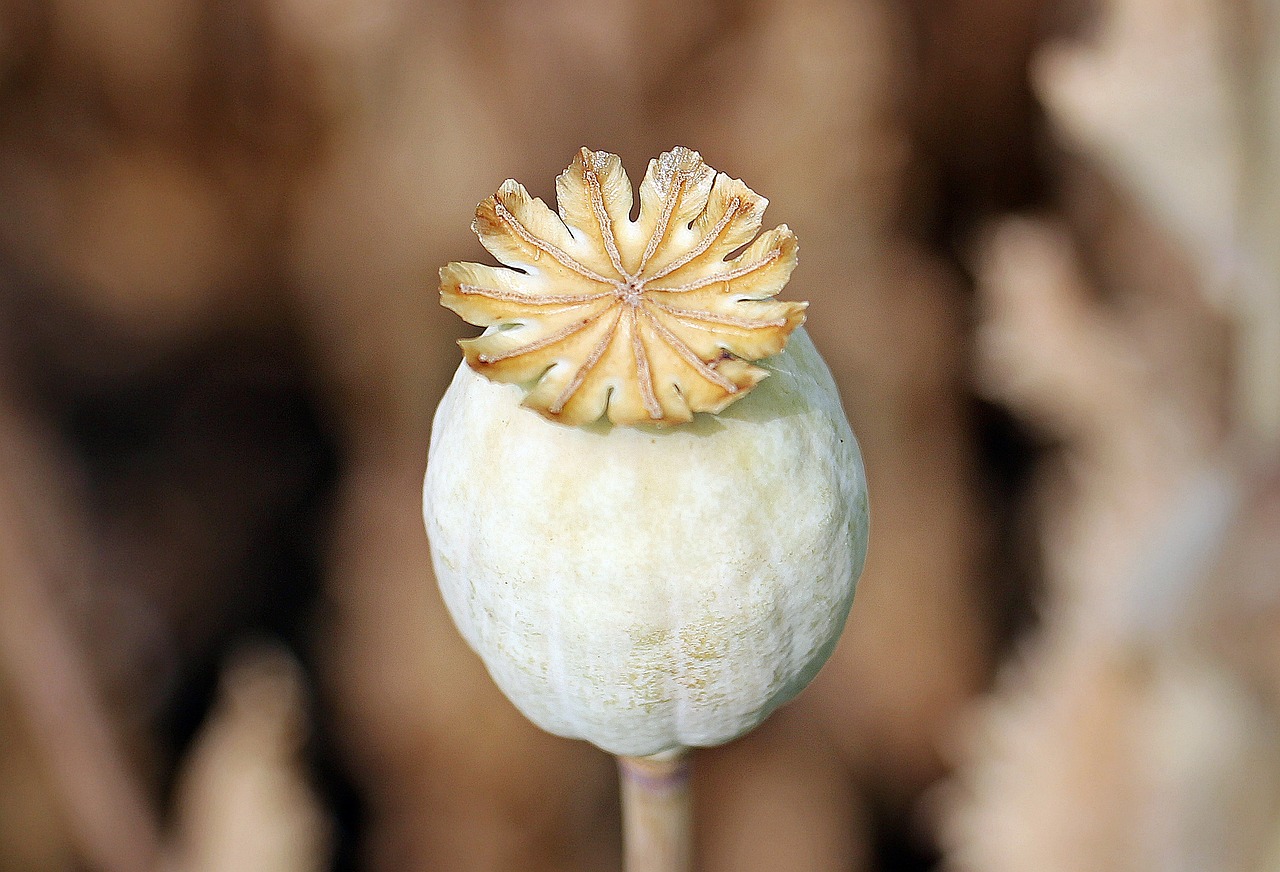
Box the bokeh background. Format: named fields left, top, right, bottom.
left=1, top=0, right=1278, bottom=869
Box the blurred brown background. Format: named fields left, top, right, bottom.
left=1, top=0, right=1277, bottom=870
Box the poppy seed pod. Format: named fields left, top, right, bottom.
left=423, top=148, right=868, bottom=757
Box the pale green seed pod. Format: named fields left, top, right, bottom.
left=424, top=326, right=867, bottom=756
left=423, top=148, right=868, bottom=756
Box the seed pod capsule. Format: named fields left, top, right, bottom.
left=424, top=147, right=868, bottom=757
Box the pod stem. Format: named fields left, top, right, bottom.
left=617, top=750, right=692, bottom=872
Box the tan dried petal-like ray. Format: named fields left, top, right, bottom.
left=439, top=146, right=807, bottom=426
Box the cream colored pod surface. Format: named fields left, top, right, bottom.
left=422, top=146, right=869, bottom=757
left=424, top=328, right=867, bottom=756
